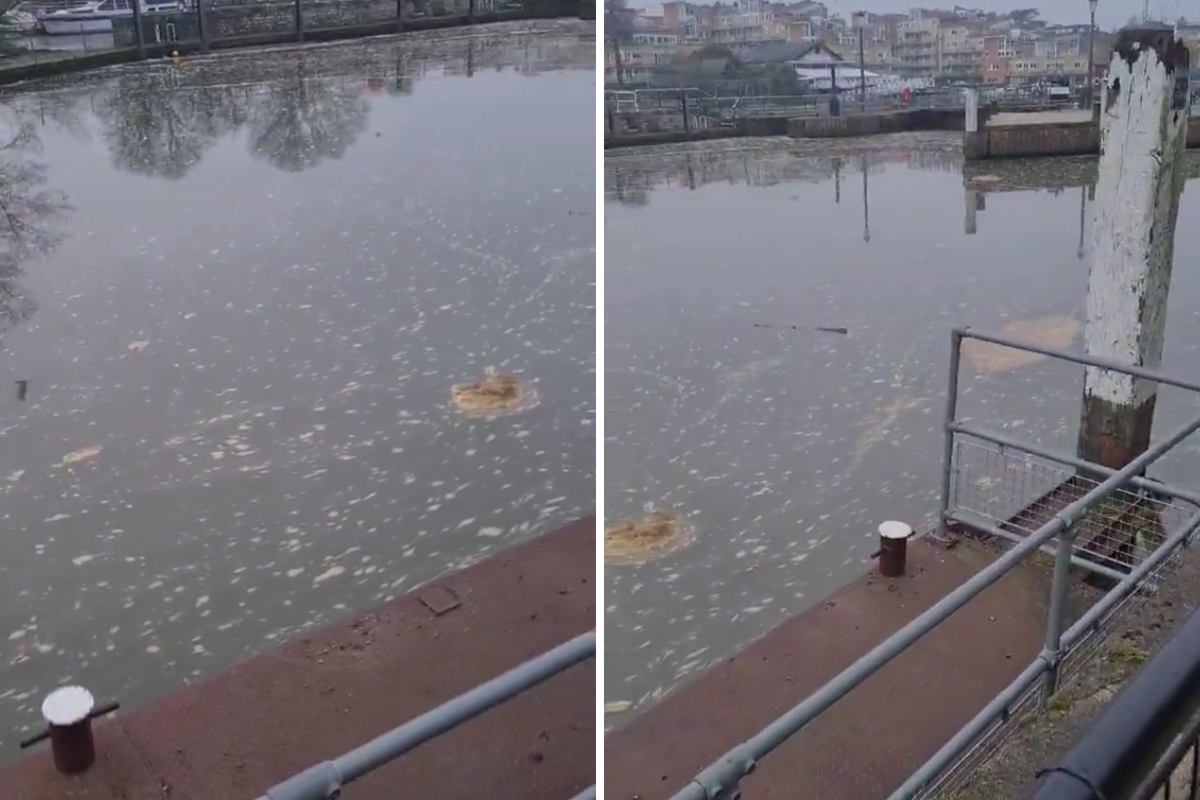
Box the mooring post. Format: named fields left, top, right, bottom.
left=1078, top=28, right=1190, bottom=471
left=878, top=520, right=913, bottom=578
left=963, top=88, right=981, bottom=160
left=42, top=686, right=97, bottom=775
left=964, top=188, right=978, bottom=234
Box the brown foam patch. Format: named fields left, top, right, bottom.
left=450, top=374, right=539, bottom=418
left=962, top=315, right=1081, bottom=374
left=604, top=511, right=692, bottom=565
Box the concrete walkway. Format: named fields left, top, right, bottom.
left=0, top=517, right=596, bottom=800
left=606, top=537, right=1094, bottom=800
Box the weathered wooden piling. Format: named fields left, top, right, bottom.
left=963, top=88, right=982, bottom=160
left=1078, top=28, right=1190, bottom=470
left=964, top=189, right=978, bottom=234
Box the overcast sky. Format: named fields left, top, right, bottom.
left=636, top=0, right=1186, bottom=33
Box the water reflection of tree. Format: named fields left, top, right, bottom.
left=95, top=78, right=227, bottom=180
left=0, top=106, right=71, bottom=342
left=247, top=65, right=370, bottom=173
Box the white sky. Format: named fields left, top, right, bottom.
left=634, top=0, right=1185, bottom=34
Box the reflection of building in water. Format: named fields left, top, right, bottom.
left=605, top=145, right=959, bottom=204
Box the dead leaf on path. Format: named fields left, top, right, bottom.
left=962, top=315, right=1081, bottom=374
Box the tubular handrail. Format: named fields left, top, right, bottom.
left=666, top=326, right=1200, bottom=800
left=1022, top=607, right=1200, bottom=800
left=666, top=411, right=1200, bottom=800
left=255, top=631, right=595, bottom=800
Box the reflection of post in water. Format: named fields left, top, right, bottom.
left=1076, top=185, right=1087, bottom=261
left=1077, top=29, right=1189, bottom=470
left=393, top=53, right=414, bottom=95
left=860, top=154, right=870, bottom=243
left=832, top=156, right=841, bottom=204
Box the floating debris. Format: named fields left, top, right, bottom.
left=59, top=445, right=102, bottom=467
left=127, top=341, right=149, bottom=353
left=450, top=371, right=539, bottom=418
left=962, top=315, right=1081, bottom=374
left=753, top=323, right=848, bottom=334
left=605, top=511, right=691, bottom=565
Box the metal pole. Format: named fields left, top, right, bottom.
left=195, top=0, right=207, bottom=52
left=861, top=155, right=870, bottom=242
left=257, top=632, right=595, bottom=800
left=131, top=0, right=145, bottom=58
left=1085, top=5, right=1097, bottom=110
left=669, top=410, right=1200, bottom=800
left=294, top=0, right=303, bottom=42
left=934, top=329, right=964, bottom=541
left=1039, top=520, right=1077, bottom=707
left=857, top=16, right=866, bottom=112
left=958, top=327, right=1200, bottom=395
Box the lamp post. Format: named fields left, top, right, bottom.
left=853, top=10, right=867, bottom=111
left=1085, top=0, right=1098, bottom=110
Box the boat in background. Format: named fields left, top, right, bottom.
left=35, top=0, right=181, bottom=35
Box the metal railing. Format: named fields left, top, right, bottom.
left=664, top=328, right=1200, bottom=800
left=603, top=87, right=1082, bottom=138
left=254, top=630, right=595, bottom=800
left=1022, top=605, right=1200, bottom=800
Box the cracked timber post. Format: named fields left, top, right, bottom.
left=1078, top=28, right=1190, bottom=471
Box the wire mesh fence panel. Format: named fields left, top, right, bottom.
left=951, top=436, right=1197, bottom=572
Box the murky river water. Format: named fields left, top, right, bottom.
left=603, top=136, right=1200, bottom=722
left=0, top=20, right=595, bottom=750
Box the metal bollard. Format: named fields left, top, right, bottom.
left=878, top=521, right=913, bottom=578
left=39, top=686, right=100, bottom=774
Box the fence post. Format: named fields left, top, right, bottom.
left=194, top=0, right=208, bottom=52
left=468, top=0, right=475, bottom=20
left=396, top=0, right=403, bottom=31
left=680, top=91, right=690, bottom=136
left=294, top=0, right=303, bottom=41
left=1039, top=523, right=1077, bottom=708
left=131, top=0, right=146, bottom=58
left=1077, top=28, right=1190, bottom=470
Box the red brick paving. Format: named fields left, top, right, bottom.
left=0, top=516, right=596, bottom=800
left=605, top=536, right=1065, bottom=800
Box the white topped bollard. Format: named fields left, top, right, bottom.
left=43, top=686, right=96, bottom=774
left=21, top=686, right=122, bottom=775
left=878, top=520, right=914, bottom=578
left=1078, top=28, right=1190, bottom=470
